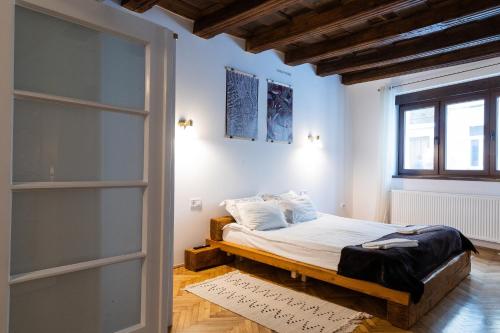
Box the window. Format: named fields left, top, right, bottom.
left=470, top=139, right=480, bottom=167
left=408, top=136, right=431, bottom=169
left=400, top=105, right=436, bottom=172
left=444, top=99, right=485, bottom=171
left=497, top=96, right=500, bottom=172
left=396, top=76, right=500, bottom=178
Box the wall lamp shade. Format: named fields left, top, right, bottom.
left=178, top=119, right=193, bottom=129
left=308, top=134, right=320, bottom=142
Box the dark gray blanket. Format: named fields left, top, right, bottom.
left=337, top=226, right=477, bottom=303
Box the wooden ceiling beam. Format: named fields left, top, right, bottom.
left=156, top=0, right=201, bottom=20
left=286, top=0, right=500, bottom=65
left=246, top=0, right=424, bottom=53
left=341, top=40, right=500, bottom=85
left=317, top=15, right=500, bottom=76
left=121, top=0, right=160, bottom=13
left=194, top=0, right=299, bottom=39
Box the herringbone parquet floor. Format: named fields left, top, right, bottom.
left=171, top=247, right=500, bottom=333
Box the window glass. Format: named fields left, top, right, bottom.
left=403, top=107, right=435, bottom=170
left=497, top=97, right=500, bottom=171
left=445, top=99, right=485, bottom=170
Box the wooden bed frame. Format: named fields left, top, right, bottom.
left=207, top=216, right=471, bottom=329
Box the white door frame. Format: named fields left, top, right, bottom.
left=0, top=0, right=14, bottom=331
left=159, top=28, right=176, bottom=332
left=0, top=0, right=175, bottom=332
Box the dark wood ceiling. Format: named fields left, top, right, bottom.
left=121, top=0, right=500, bottom=84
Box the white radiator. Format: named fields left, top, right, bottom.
left=391, top=190, right=500, bottom=243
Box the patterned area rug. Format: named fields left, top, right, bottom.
left=184, top=271, right=371, bottom=333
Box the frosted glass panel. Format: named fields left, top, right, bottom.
left=445, top=99, right=485, bottom=170
left=15, top=6, right=145, bottom=109
left=11, top=188, right=143, bottom=275
left=403, top=107, right=435, bottom=170
left=13, top=98, right=144, bottom=182
left=9, top=260, right=142, bottom=333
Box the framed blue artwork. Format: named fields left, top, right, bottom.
left=225, top=67, right=259, bottom=140
left=267, top=80, right=293, bottom=144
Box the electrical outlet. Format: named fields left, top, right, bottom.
left=190, top=198, right=202, bottom=211
left=298, top=190, right=308, bottom=195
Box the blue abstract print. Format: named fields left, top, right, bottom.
left=267, top=82, right=293, bottom=143
left=225, top=69, right=259, bottom=140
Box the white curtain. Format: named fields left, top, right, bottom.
left=374, top=85, right=400, bottom=223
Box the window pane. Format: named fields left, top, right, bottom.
left=445, top=99, right=485, bottom=170
left=9, top=260, right=141, bottom=333
left=497, top=97, right=500, bottom=171
left=13, top=98, right=144, bottom=182
left=404, top=107, right=435, bottom=170
left=15, top=6, right=145, bottom=109
left=11, top=188, right=143, bottom=275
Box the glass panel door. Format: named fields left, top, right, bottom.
left=2, top=2, right=171, bottom=332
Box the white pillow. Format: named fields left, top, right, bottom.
left=278, top=190, right=301, bottom=200
left=220, top=195, right=264, bottom=224
left=279, top=195, right=317, bottom=223
left=236, top=201, right=288, bottom=231
left=261, top=191, right=317, bottom=223
left=261, top=190, right=299, bottom=202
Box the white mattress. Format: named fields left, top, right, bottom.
left=222, top=213, right=401, bottom=270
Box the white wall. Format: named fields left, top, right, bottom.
left=347, top=58, right=500, bottom=221
left=108, top=4, right=348, bottom=265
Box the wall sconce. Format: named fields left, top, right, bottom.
left=178, top=119, right=193, bottom=129
left=308, top=134, right=320, bottom=142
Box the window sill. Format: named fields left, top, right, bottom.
left=393, top=175, right=500, bottom=182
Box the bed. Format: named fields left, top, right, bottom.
left=222, top=213, right=407, bottom=271
left=207, top=213, right=473, bottom=329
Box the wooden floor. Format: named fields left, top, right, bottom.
left=171, top=247, right=500, bottom=333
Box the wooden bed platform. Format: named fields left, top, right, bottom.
left=208, top=216, right=472, bottom=329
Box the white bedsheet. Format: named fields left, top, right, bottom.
left=222, top=213, right=401, bottom=270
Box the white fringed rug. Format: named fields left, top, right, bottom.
left=184, top=271, right=371, bottom=333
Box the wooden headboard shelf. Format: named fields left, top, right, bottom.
left=210, top=216, right=235, bottom=241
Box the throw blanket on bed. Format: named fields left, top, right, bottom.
left=337, top=226, right=477, bottom=303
